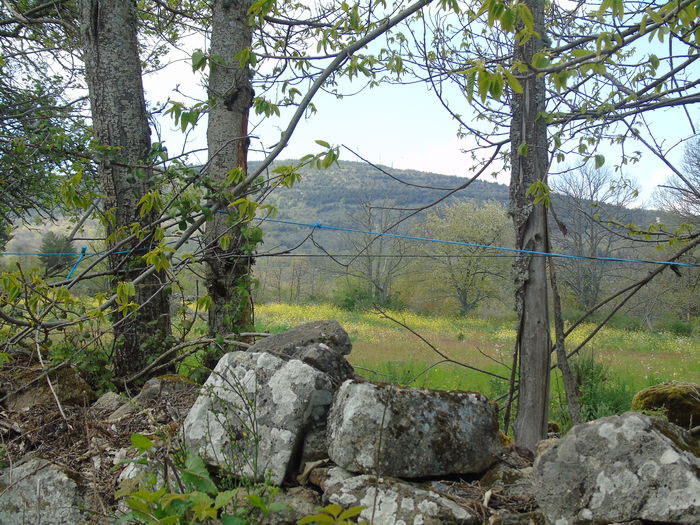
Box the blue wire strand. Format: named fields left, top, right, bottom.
left=1, top=217, right=696, bottom=269
left=257, top=216, right=698, bottom=269
left=66, top=246, right=88, bottom=279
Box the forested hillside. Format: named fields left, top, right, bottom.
left=255, top=160, right=667, bottom=252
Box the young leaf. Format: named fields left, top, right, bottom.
left=130, top=433, right=154, bottom=452
left=192, top=49, right=207, bottom=71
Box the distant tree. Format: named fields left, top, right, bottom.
left=337, top=202, right=409, bottom=307
left=39, top=232, right=76, bottom=276
left=551, top=166, right=639, bottom=312
left=415, top=201, right=513, bottom=315
left=655, top=135, right=700, bottom=222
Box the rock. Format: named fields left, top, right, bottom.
left=91, top=391, right=127, bottom=416
left=249, top=320, right=352, bottom=356
left=534, top=411, right=700, bottom=525
left=183, top=351, right=334, bottom=485
left=108, top=374, right=198, bottom=421
left=488, top=511, right=546, bottom=525
left=535, top=438, right=558, bottom=458
left=262, top=486, right=322, bottom=525
left=322, top=467, right=480, bottom=524
left=248, top=322, right=355, bottom=384
left=5, top=365, right=95, bottom=411
left=327, top=380, right=504, bottom=477
left=631, top=381, right=700, bottom=429
left=0, top=458, right=88, bottom=524
left=480, top=463, right=536, bottom=502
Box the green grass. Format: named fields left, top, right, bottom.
left=255, top=302, right=700, bottom=428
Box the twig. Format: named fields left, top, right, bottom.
left=34, top=326, right=69, bottom=423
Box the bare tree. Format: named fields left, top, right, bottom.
left=340, top=202, right=410, bottom=306
left=551, top=165, right=640, bottom=312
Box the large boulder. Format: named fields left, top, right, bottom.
left=249, top=320, right=352, bottom=355
left=322, top=467, right=480, bottom=525
left=327, top=380, right=504, bottom=478
left=631, top=381, right=700, bottom=429
left=183, top=351, right=334, bottom=485
left=0, top=458, right=88, bottom=525
left=534, top=411, right=700, bottom=525
left=248, top=321, right=354, bottom=384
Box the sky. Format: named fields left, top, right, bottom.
left=141, top=28, right=699, bottom=210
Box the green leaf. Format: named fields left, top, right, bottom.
left=221, top=516, right=247, bottom=525
left=517, top=143, right=528, bottom=157
left=502, top=69, right=523, bottom=94
left=649, top=54, right=660, bottom=70
left=181, top=453, right=217, bottom=493
left=594, top=154, right=605, bottom=169
left=315, top=139, right=331, bottom=148
left=339, top=505, right=367, bottom=520
left=219, top=234, right=231, bottom=251
left=214, top=489, right=238, bottom=509
left=267, top=501, right=291, bottom=513
left=130, top=433, right=154, bottom=452
left=192, top=49, right=207, bottom=71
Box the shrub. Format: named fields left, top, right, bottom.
left=552, top=352, right=635, bottom=432
left=656, top=318, right=693, bottom=336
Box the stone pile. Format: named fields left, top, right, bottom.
left=1, top=320, right=698, bottom=525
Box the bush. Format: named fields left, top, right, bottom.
left=656, top=318, right=693, bottom=336
left=552, top=352, right=635, bottom=432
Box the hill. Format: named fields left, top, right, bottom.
left=254, top=160, right=664, bottom=252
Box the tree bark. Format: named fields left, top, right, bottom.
left=510, top=0, right=551, bottom=451
left=204, top=0, right=254, bottom=356
left=79, top=0, right=171, bottom=380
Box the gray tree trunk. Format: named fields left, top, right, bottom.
left=509, top=0, right=551, bottom=451
left=204, top=0, right=254, bottom=354
left=79, top=0, right=171, bottom=380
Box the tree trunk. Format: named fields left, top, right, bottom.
left=509, top=0, right=551, bottom=451
left=79, top=0, right=171, bottom=380
left=204, top=0, right=254, bottom=358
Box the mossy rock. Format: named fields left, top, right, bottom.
left=631, top=381, right=700, bottom=429
left=6, top=365, right=96, bottom=410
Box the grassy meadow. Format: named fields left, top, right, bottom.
left=255, top=302, right=700, bottom=429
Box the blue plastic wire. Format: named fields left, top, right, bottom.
left=258, top=217, right=698, bottom=268
left=0, top=248, right=149, bottom=257
left=66, top=246, right=88, bottom=279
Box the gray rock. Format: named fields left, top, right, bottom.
left=327, top=380, right=504, bottom=477
left=0, top=458, right=88, bottom=525
left=183, top=351, right=334, bottom=485
left=534, top=411, right=700, bottom=525
left=248, top=322, right=355, bottom=384
left=322, top=468, right=480, bottom=525
left=91, top=391, right=126, bottom=416
left=249, top=320, right=352, bottom=356
left=283, top=342, right=355, bottom=385
left=480, top=463, right=536, bottom=502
